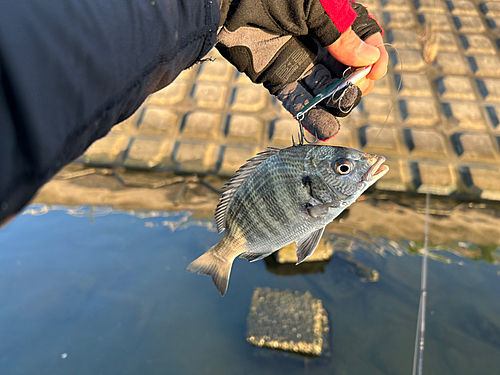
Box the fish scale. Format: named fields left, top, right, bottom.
left=235, top=167, right=301, bottom=236
left=230, top=164, right=310, bottom=249
left=187, top=144, right=389, bottom=296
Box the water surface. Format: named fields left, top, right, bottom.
left=1, top=206, right=499, bottom=375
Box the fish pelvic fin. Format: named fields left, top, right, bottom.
left=296, top=226, right=326, bottom=265
left=186, top=245, right=237, bottom=296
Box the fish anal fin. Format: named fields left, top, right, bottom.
left=240, top=251, right=271, bottom=262
left=295, top=227, right=326, bottom=264
left=214, top=147, right=281, bottom=233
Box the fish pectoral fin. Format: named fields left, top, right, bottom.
left=307, top=201, right=340, bottom=218
left=240, top=251, right=271, bottom=262
left=295, top=227, right=326, bottom=264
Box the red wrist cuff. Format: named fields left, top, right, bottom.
left=318, top=0, right=357, bottom=34
left=368, top=14, right=384, bottom=35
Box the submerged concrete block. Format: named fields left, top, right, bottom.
left=399, top=98, right=440, bottom=126
left=434, top=32, right=460, bottom=52
left=181, top=111, right=221, bottom=139
left=381, top=0, right=412, bottom=11
left=274, top=238, right=334, bottom=264
left=230, top=86, right=268, bottom=112
left=359, top=125, right=400, bottom=154
left=468, top=54, right=500, bottom=77
left=477, top=78, right=500, bottom=102
left=344, top=257, right=380, bottom=282
left=459, top=34, right=496, bottom=54
left=148, top=81, right=188, bottom=106
left=436, top=76, right=476, bottom=101
left=218, top=146, right=257, bottom=176
left=391, top=49, right=426, bottom=72
left=461, top=166, right=500, bottom=200
left=191, top=82, right=227, bottom=109
left=447, top=0, right=478, bottom=15
left=172, top=141, right=215, bottom=172
left=384, top=10, right=417, bottom=28
left=453, top=15, right=485, bottom=33
left=386, top=28, right=422, bottom=49
left=418, top=12, right=453, bottom=31
left=442, top=101, right=487, bottom=130
left=452, top=132, right=498, bottom=161
left=413, top=162, right=457, bottom=195
left=435, top=52, right=470, bottom=75
left=395, top=73, right=433, bottom=97
left=225, top=115, right=263, bottom=144
left=375, top=159, right=407, bottom=192
left=124, top=138, right=170, bottom=168
left=361, top=96, right=398, bottom=123
left=414, top=0, right=447, bottom=13
left=196, top=58, right=233, bottom=82
left=246, top=288, right=329, bottom=356
left=480, top=2, right=500, bottom=17
left=137, top=106, right=177, bottom=134
left=404, top=129, right=448, bottom=157
left=82, top=134, right=129, bottom=165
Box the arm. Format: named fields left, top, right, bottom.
left=0, top=0, right=219, bottom=224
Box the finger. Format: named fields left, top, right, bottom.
left=367, top=45, right=388, bottom=80
left=364, top=33, right=388, bottom=80
left=275, top=81, right=341, bottom=140
left=326, top=28, right=380, bottom=67
left=303, top=107, right=341, bottom=140
left=359, top=79, right=375, bottom=96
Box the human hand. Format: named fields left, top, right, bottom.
left=216, top=0, right=384, bottom=140
left=325, top=0, right=389, bottom=96
left=274, top=45, right=362, bottom=140
left=326, top=29, right=388, bottom=96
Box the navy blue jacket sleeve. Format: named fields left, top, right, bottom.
left=0, top=0, right=219, bottom=223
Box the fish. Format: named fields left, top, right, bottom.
left=187, top=144, right=389, bottom=296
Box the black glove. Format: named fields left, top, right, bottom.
left=217, top=0, right=381, bottom=140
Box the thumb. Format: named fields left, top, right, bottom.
left=326, top=28, right=380, bottom=67
left=275, top=81, right=341, bottom=140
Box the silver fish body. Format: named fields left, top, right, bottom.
left=187, top=144, right=389, bottom=295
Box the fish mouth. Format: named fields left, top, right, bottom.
left=362, top=156, right=389, bottom=184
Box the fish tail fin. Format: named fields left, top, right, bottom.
left=186, top=245, right=235, bottom=296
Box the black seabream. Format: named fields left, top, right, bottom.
left=187, top=145, right=389, bottom=295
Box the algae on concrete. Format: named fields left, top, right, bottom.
left=246, top=288, right=329, bottom=356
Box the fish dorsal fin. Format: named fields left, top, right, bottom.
left=295, top=227, right=325, bottom=264
left=214, top=147, right=281, bottom=233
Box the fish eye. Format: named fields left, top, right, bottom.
left=334, top=159, right=353, bottom=175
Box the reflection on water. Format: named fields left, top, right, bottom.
left=264, top=256, right=331, bottom=276
left=1, top=205, right=500, bottom=375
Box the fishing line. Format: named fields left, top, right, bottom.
left=412, top=192, right=430, bottom=375
left=375, top=42, right=403, bottom=138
